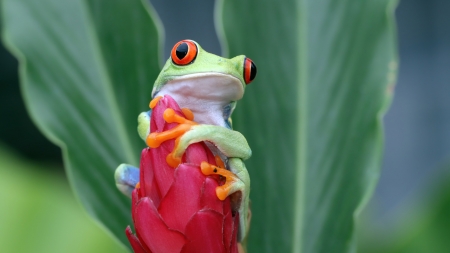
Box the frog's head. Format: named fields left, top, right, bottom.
left=151, top=40, right=257, bottom=127
left=151, top=40, right=257, bottom=102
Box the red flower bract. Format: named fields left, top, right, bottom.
left=126, top=95, right=240, bottom=253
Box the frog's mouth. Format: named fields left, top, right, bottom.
left=155, top=72, right=244, bottom=101
left=154, top=72, right=243, bottom=126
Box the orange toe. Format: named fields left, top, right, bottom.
left=166, top=153, right=182, bottom=168
left=181, top=108, right=194, bottom=121
left=216, top=186, right=229, bottom=201
left=200, top=161, right=239, bottom=201
left=149, top=96, right=162, bottom=109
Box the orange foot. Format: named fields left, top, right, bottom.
left=146, top=100, right=198, bottom=168
left=201, top=161, right=239, bottom=201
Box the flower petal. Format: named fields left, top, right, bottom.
left=223, top=199, right=234, bottom=252
left=148, top=146, right=175, bottom=205
left=181, top=210, right=225, bottom=253
left=131, top=188, right=139, bottom=214
left=226, top=212, right=240, bottom=253
left=134, top=197, right=186, bottom=253
left=201, top=177, right=224, bottom=215
left=139, top=148, right=160, bottom=204
left=147, top=95, right=192, bottom=204
left=230, top=213, right=239, bottom=253
left=151, top=95, right=185, bottom=133
left=158, top=164, right=204, bottom=233
left=184, top=142, right=214, bottom=166
left=125, top=226, right=148, bottom=253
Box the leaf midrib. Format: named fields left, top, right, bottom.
left=292, top=0, right=308, bottom=252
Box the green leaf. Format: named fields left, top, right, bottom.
left=219, top=0, right=398, bottom=252
left=2, top=0, right=161, bottom=248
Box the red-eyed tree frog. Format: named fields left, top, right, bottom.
left=115, top=40, right=257, bottom=242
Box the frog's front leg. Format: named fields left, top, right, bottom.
left=146, top=108, right=251, bottom=165
left=114, top=164, right=140, bottom=197
left=201, top=158, right=250, bottom=242
left=172, top=124, right=252, bottom=162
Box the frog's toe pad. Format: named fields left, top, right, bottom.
left=166, top=153, right=182, bottom=168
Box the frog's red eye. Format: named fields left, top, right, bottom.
left=171, top=40, right=198, bottom=65
left=243, top=58, right=257, bottom=84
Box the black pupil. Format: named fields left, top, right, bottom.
left=176, top=43, right=189, bottom=59
left=250, top=61, right=257, bottom=81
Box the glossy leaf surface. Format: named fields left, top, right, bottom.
left=219, top=0, right=398, bottom=252
left=2, top=0, right=161, bottom=248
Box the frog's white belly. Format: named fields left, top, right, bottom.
left=155, top=73, right=243, bottom=128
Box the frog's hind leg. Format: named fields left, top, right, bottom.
left=115, top=164, right=140, bottom=197
left=201, top=158, right=250, bottom=242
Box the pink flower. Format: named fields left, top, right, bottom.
left=125, top=95, right=240, bottom=253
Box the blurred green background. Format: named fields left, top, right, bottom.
left=0, top=144, right=127, bottom=252
left=0, top=0, right=449, bottom=252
